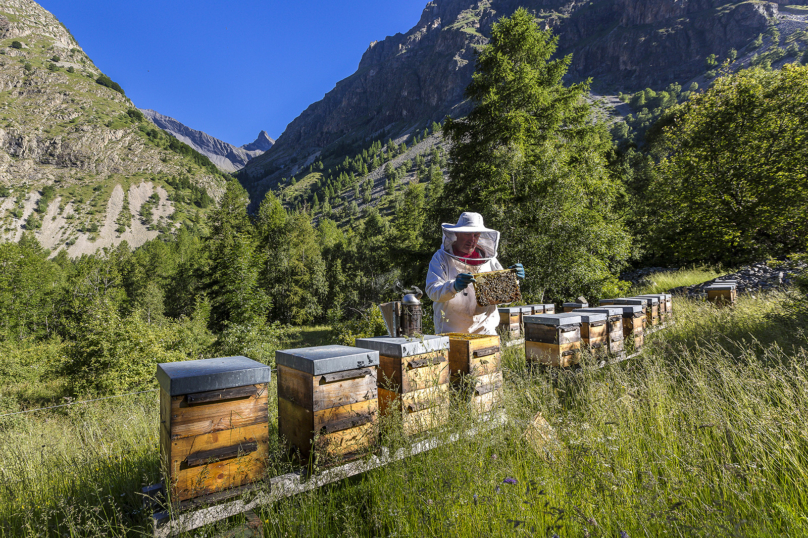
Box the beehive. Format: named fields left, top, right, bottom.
left=605, top=304, right=645, bottom=351
left=276, top=346, right=379, bottom=464
left=542, top=304, right=556, bottom=314
left=443, top=333, right=503, bottom=416
left=355, top=336, right=450, bottom=436
left=563, top=302, right=588, bottom=312
left=498, top=307, right=521, bottom=337
left=627, top=296, right=660, bottom=331
left=705, top=283, right=736, bottom=306
left=528, top=304, right=545, bottom=315
left=520, top=306, right=533, bottom=327
left=574, top=311, right=607, bottom=355
left=573, top=307, right=625, bottom=357
left=636, top=294, right=669, bottom=327
left=473, top=269, right=522, bottom=306
left=157, top=357, right=271, bottom=502
left=523, top=313, right=582, bottom=367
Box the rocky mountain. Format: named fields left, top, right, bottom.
left=241, top=0, right=806, bottom=201
left=0, top=0, right=227, bottom=256
left=140, top=109, right=273, bottom=173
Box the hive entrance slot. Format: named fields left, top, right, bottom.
left=319, top=368, right=372, bottom=385
left=185, top=385, right=258, bottom=405
left=472, top=345, right=501, bottom=357
left=185, top=441, right=258, bottom=467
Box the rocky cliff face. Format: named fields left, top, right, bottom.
left=141, top=109, right=273, bottom=172
left=242, top=0, right=794, bottom=200
left=0, top=0, right=226, bottom=256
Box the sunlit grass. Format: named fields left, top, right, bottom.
left=2, top=292, right=807, bottom=536
left=634, top=266, right=726, bottom=294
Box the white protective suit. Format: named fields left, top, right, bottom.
left=425, top=218, right=504, bottom=335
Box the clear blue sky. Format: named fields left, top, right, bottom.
left=38, top=0, right=426, bottom=146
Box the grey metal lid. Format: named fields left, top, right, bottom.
left=275, top=345, right=379, bottom=375
left=605, top=304, right=644, bottom=315
left=542, top=304, right=555, bottom=309
left=575, top=311, right=606, bottom=323
left=524, top=313, right=581, bottom=326
left=527, top=304, right=544, bottom=312
left=600, top=298, right=647, bottom=307
left=354, top=335, right=449, bottom=358
left=715, top=279, right=738, bottom=284
left=156, top=356, right=270, bottom=396
left=519, top=306, right=533, bottom=314
left=563, top=302, right=588, bottom=308
left=575, top=306, right=624, bottom=317
left=629, top=296, right=659, bottom=305
left=498, top=307, right=522, bottom=313
left=706, top=284, right=736, bottom=290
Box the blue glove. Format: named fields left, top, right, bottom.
left=510, top=264, right=525, bottom=280
left=453, top=273, right=476, bottom=292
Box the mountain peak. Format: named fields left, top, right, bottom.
left=241, top=131, right=274, bottom=153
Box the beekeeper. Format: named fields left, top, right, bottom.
left=426, top=212, right=524, bottom=335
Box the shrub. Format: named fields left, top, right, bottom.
left=10, top=41, right=21, bottom=49
left=95, top=74, right=124, bottom=96
left=47, top=62, right=58, bottom=72
left=126, top=108, right=144, bottom=122
left=23, top=63, right=32, bottom=72
left=50, top=55, right=59, bottom=62
left=66, top=66, right=74, bottom=73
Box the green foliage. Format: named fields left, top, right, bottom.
left=752, top=33, right=763, bottom=49
left=47, top=62, right=59, bottom=72
left=646, top=64, right=808, bottom=264
left=443, top=9, right=631, bottom=301
left=706, top=53, right=718, bottom=68
left=728, top=48, right=737, bottom=61
left=66, top=66, right=74, bottom=73
left=95, top=74, right=124, bottom=95
left=333, top=304, right=388, bottom=346
left=23, top=62, right=32, bottom=72
left=10, top=41, right=22, bottom=49
left=50, top=55, right=60, bottom=62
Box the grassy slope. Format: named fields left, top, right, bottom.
left=1, top=291, right=806, bottom=536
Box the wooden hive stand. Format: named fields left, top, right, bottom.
left=443, top=332, right=503, bottom=417
left=354, top=336, right=451, bottom=437
left=275, top=345, right=380, bottom=466
left=573, top=307, right=626, bottom=358
left=497, top=307, right=521, bottom=338
left=523, top=313, right=582, bottom=367
left=157, top=356, right=271, bottom=503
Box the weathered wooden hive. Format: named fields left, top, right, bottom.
left=276, top=345, right=379, bottom=464
left=523, top=313, right=582, bottom=367
left=157, top=356, right=271, bottom=502
left=705, top=283, right=737, bottom=305
left=573, top=307, right=625, bottom=357
left=498, top=307, right=521, bottom=337
left=443, top=333, right=502, bottom=417
left=628, top=296, right=660, bottom=331
left=527, top=304, right=545, bottom=314
left=604, top=304, right=645, bottom=351
left=542, top=303, right=556, bottom=314
left=574, top=311, right=607, bottom=355
left=636, top=294, right=669, bottom=327
left=354, top=336, right=450, bottom=436
left=563, top=302, right=588, bottom=312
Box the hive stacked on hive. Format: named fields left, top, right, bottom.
left=629, top=296, right=660, bottom=332
left=444, top=333, right=503, bottom=417
left=575, top=311, right=608, bottom=356
left=563, top=302, right=588, bottom=312
left=523, top=313, right=582, bottom=367
left=157, top=357, right=271, bottom=502
left=498, top=307, right=521, bottom=338
left=276, top=345, right=379, bottom=464
left=355, top=336, right=451, bottom=436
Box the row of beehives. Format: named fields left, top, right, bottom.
left=156, top=332, right=503, bottom=503
left=498, top=293, right=674, bottom=367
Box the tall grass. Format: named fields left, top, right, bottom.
left=634, top=266, right=726, bottom=294
left=1, top=292, right=806, bottom=537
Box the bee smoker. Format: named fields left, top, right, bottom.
left=379, top=287, right=423, bottom=337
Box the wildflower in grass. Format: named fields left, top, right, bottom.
left=504, top=477, right=517, bottom=485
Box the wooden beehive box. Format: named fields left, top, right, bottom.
left=523, top=313, right=582, bottom=367
left=628, top=296, right=660, bottom=330
left=474, top=269, right=522, bottom=306
left=637, top=294, right=668, bottom=327
left=573, top=311, right=607, bottom=356
left=498, top=307, right=521, bottom=338
left=157, top=356, right=271, bottom=502
left=664, top=293, right=673, bottom=320
left=276, top=345, right=379, bottom=464
left=706, top=284, right=736, bottom=306
left=528, top=304, right=545, bottom=315
left=443, top=333, right=503, bottom=416
left=574, top=307, right=625, bottom=357
left=542, top=304, right=556, bottom=314
left=354, top=336, right=450, bottom=436
left=563, top=302, right=588, bottom=312
left=605, top=304, right=645, bottom=351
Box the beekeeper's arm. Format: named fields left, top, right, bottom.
left=426, top=254, right=473, bottom=303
